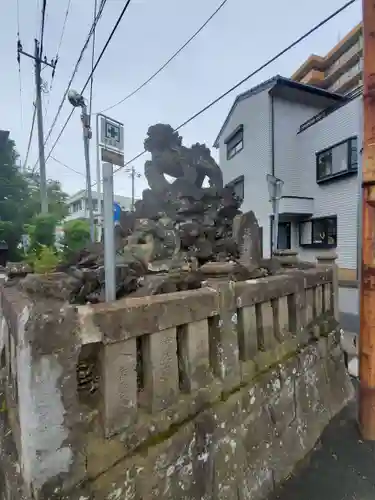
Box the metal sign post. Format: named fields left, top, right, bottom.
left=103, top=162, right=116, bottom=302
left=267, top=174, right=284, bottom=255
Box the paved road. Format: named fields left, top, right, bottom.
left=339, top=287, right=359, bottom=335
left=270, top=390, right=375, bottom=500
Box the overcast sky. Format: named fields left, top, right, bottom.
left=1, top=0, right=361, bottom=199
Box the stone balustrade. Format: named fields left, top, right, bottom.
left=0, top=257, right=353, bottom=499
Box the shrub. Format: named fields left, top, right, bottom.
left=33, top=246, right=59, bottom=274
left=62, top=219, right=91, bottom=261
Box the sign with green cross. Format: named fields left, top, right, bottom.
left=99, top=115, right=124, bottom=155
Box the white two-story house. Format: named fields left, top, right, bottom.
left=214, top=75, right=361, bottom=282
left=66, top=190, right=133, bottom=224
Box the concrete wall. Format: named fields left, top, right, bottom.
left=0, top=265, right=353, bottom=499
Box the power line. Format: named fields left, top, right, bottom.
left=24, top=105, right=37, bottom=171
left=16, top=0, right=23, bottom=131
left=40, top=0, right=47, bottom=56
left=98, top=0, right=230, bottom=114
left=56, top=0, right=72, bottom=57
left=43, top=0, right=72, bottom=130
left=50, top=155, right=85, bottom=176
left=38, top=0, right=107, bottom=157
left=89, top=0, right=98, bottom=121
left=43, top=0, right=133, bottom=165
left=107, top=0, right=358, bottom=180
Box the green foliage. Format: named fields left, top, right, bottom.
left=62, top=219, right=90, bottom=260
left=0, top=138, right=29, bottom=259
left=28, top=214, right=58, bottom=252
left=0, top=221, right=22, bottom=261
left=33, top=246, right=59, bottom=274
left=0, top=134, right=69, bottom=261
left=23, top=172, right=68, bottom=222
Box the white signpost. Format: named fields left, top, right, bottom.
left=95, top=114, right=125, bottom=301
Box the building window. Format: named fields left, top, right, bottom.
left=299, top=216, right=337, bottom=248
left=225, top=125, right=244, bottom=160
left=316, top=137, right=358, bottom=183
left=278, top=222, right=291, bottom=250
left=71, top=200, right=82, bottom=213
left=225, top=175, right=244, bottom=203
left=270, top=219, right=291, bottom=252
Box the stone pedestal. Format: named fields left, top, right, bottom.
left=274, top=249, right=299, bottom=266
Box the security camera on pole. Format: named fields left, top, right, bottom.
left=266, top=173, right=284, bottom=255
left=67, top=89, right=95, bottom=242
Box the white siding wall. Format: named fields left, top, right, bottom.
left=295, top=97, right=361, bottom=269
left=218, top=91, right=273, bottom=256
left=273, top=98, right=324, bottom=196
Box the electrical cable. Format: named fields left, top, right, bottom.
left=50, top=156, right=85, bottom=176
left=43, top=0, right=72, bottom=130
left=89, top=0, right=98, bottom=122
left=24, top=105, right=37, bottom=171
left=56, top=0, right=72, bottom=57
left=40, top=0, right=47, bottom=57
left=38, top=0, right=107, bottom=157
left=42, top=0, right=133, bottom=165
left=106, top=0, right=358, bottom=180
left=97, top=0, right=230, bottom=114
left=16, top=0, right=24, bottom=130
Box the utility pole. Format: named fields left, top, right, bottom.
left=67, top=90, right=95, bottom=242
left=81, top=104, right=95, bottom=242
left=359, top=0, right=375, bottom=440
left=17, top=39, right=56, bottom=214
left=125, top=166, right=141, bottom=211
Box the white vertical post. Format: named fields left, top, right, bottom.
left=102, top=162, right=116, bottom=302
left=96, top=113, right=102, bottom=242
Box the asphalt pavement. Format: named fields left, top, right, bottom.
left=270, top=385, right=375, bottom=500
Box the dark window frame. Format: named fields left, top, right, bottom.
left=316, top=136, right=358, bottom=184
left=225, top=175, right=244, bottom=203
left=299, top=215, right=337, bottom=249
left=225, top=125, right=244, bottom=160
left=269, top=218, right=292, bottom=253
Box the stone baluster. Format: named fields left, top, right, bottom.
left=100, top=339, right=138, bottom=437
left=177, top=319, right=212, bottom=393
left=316, top=252, right=338, bottom=321
left=141, top=328, right=180, bottom=413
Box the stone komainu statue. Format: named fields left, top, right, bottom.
left=143, top=123, right=223, bottom=200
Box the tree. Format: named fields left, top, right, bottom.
left=0, top=134, right=69, bottom=260
left=0, top=137, right=29, bottom=259
left=62, top=219, right=90, bottom=260
left=23, top=171, right=69, bottom=223
left=28, top=213, right=59, bottom=252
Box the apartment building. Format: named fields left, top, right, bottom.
left=66, top=189, right=132, bottom=223
left=214, top=75, right=361, bottom=282
left=292, top=23, right=362, bottom=94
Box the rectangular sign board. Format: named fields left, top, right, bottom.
left=101, top=148, right=124, bottom=167
left=99, top=115, right=124, bottom=154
